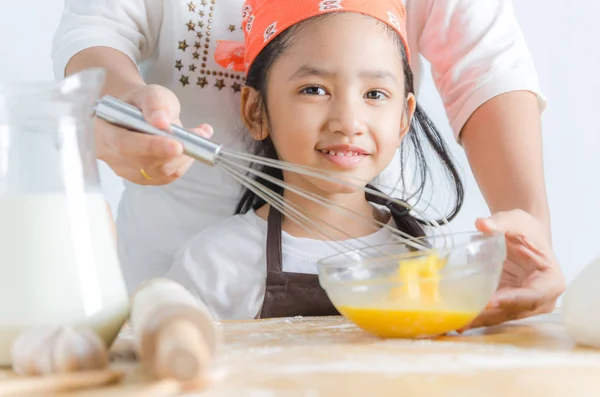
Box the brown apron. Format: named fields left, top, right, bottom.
left=257, top=206, right=339, bottom=318
left=256, top=186, right=426, bottom=319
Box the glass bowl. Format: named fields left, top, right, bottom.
left=317, top=232, right=506, bottom=339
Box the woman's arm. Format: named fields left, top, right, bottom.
left=461, top=91, right=552, bottom=240
left=417, top=0, right=550, bottom=233
left=52, top=1, right=203, bottom=185
left=417, top=0, right=561, bottom=326
left=66, top=46, right=146, bottom=96
left=51, top=0, right=163, bottom=81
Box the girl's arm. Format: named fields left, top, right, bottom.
left=166, top=221, right=266, bottom=320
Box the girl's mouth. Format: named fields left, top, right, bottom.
left=317, top=147, right=369, bottom=168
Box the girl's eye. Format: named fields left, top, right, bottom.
left=365, top=90, right=388, bottom=100
left=301, top=86, right=327, bottom=96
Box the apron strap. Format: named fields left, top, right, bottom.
left=365, top=184, right=426, bottom=238
left=266, top=206, right=283, bottom=273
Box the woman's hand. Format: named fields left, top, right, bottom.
left=95, top=84, right=214, bottom=185
left=463, top=209, right=566, bottom=330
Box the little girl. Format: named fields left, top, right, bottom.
left=167, top=0, right=463, bottom=320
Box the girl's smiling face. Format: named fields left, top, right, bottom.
left=242, top=13, right=415, bottom=196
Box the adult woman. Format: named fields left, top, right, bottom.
left=52, top=0, right=563, bottom=327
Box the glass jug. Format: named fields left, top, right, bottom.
left=0, top=68, right=130, bottom=365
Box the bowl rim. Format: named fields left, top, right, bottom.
left=316, top=230, right=505, bottom=274
left=316, top=231, right=505, bottom=304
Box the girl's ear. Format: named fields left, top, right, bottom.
left=400, top=92, right=416, bottom=139
left=241, top=86, right=269, bottom=140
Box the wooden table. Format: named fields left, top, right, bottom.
left=5, top=312, right=600, bottom=396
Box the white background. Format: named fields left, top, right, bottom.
left=1, top=1, right=599, bottom=286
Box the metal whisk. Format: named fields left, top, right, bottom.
left=94, top=95, right=451, bottom=255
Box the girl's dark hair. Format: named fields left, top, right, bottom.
left=235, top=15, right=464, bottom=237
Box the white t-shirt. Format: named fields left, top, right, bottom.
left=165, top=210, right=401, bottom=320
left=51, top=0, right=547, bottom=292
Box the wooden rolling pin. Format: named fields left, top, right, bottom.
left=130, top=278, right=220, bottom=387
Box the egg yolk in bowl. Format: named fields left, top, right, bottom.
left=336, top=253, right=480, bottom=338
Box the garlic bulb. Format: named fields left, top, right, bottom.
left=11, top=326, right=109, bottom=376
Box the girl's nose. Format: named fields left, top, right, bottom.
left=326, top=95, right=366, bottom=138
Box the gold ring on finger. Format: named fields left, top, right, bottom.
left=140, top=168, right=152, bottom=180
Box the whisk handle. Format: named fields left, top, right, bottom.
left=94, top=95, right=221, bottom=165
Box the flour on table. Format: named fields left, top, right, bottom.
left=218, top=316, right=600, bottom=375
left=276, top=350, right=600, bottom=374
